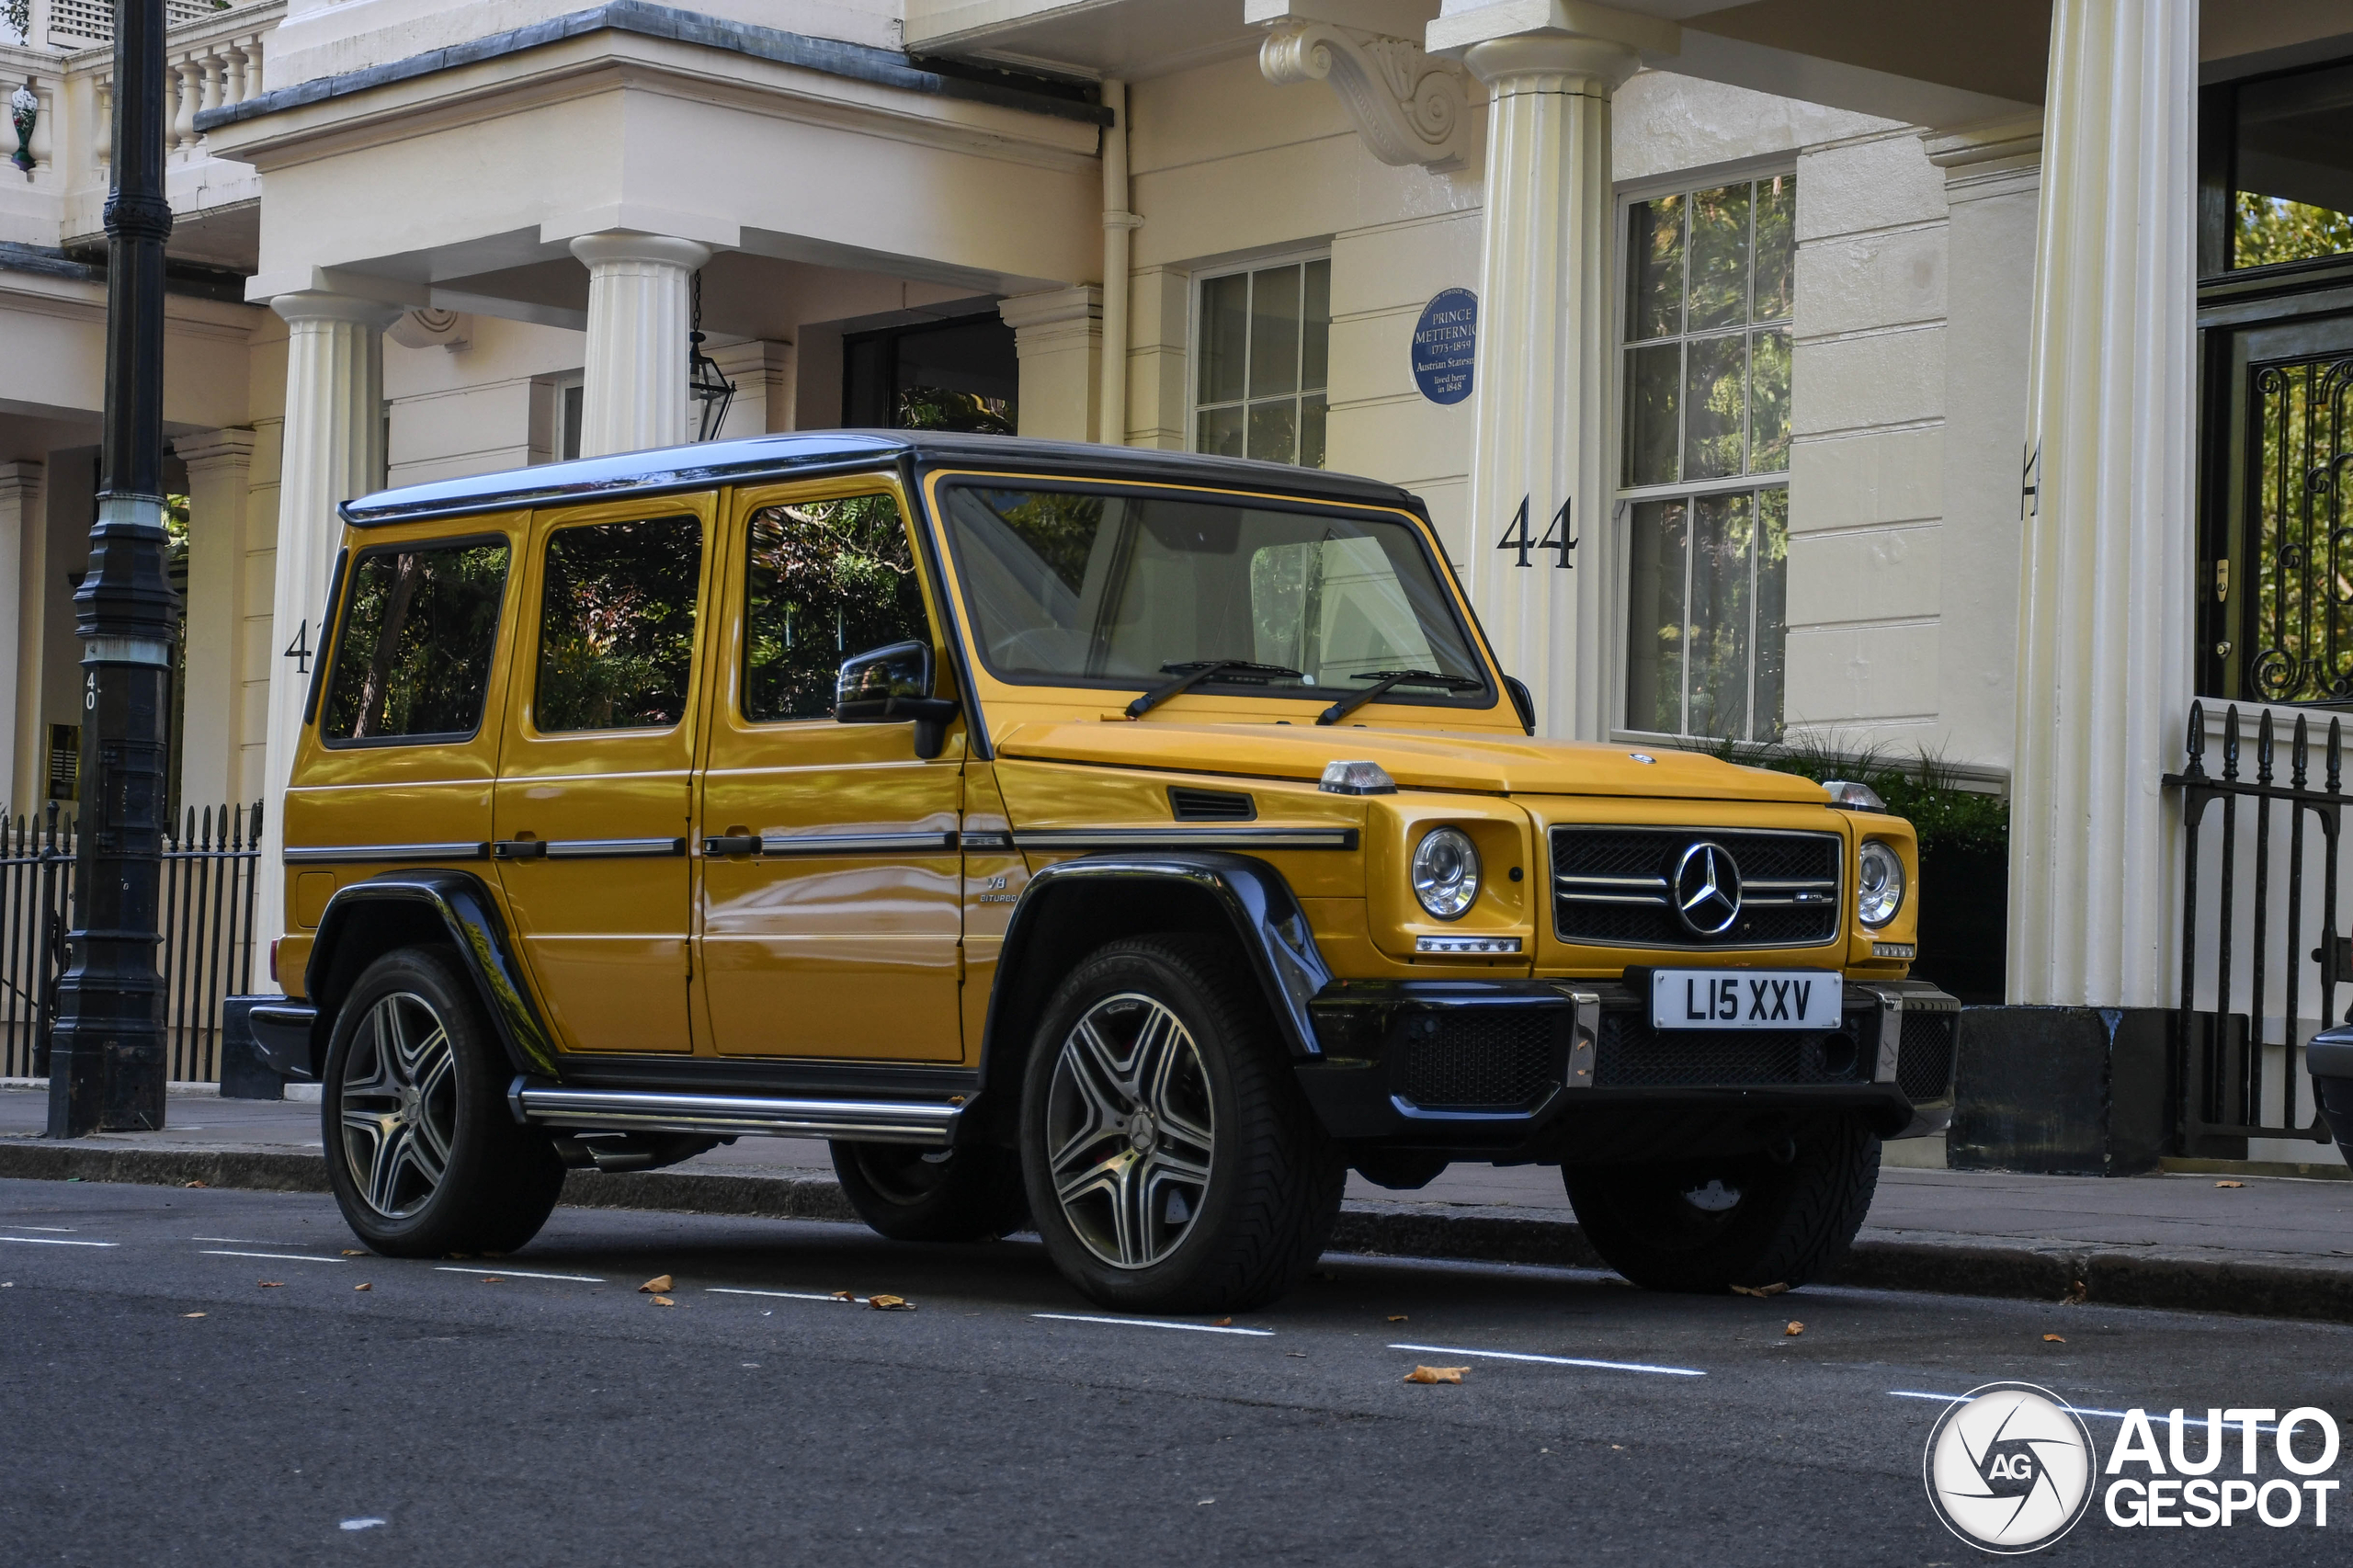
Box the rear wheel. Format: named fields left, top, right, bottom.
left=830, top=1141, right=1029, bottom=1243
left=1019, top=935, right=1344, bottom=1313
left=322, top=946, right=564, bottom=1257
left=1563, top=1118, right=1881, bottom=1293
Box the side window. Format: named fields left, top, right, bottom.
left=742, top=494, right=932, bottom=722
left=321, top=538, right=510, bottom=744
left=534, top=516, right=703, bottom=733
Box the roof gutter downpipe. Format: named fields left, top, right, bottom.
left=1099, top=78, right=1138, bottom=449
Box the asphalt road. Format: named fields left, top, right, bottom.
left=2, top=1179, right=2347, bottom=1566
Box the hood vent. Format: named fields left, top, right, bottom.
left=1168, top=786, right=1256, bottom=823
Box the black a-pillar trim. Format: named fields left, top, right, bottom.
left=48, top=0, right=179, bottom=1137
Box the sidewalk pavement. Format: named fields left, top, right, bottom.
left=4, top=1087, right=2349, bottom=1323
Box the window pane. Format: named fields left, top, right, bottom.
left=1685, top=333, right=1747, bottom=481
left=1623, top=343, right=1681, bottom=486
left=1198, top=403, right=1245, bottom=458
left=1302, top=258, right=1331, bottom=392
left=1750, top=328, right=1791, bottom=473
left=1687, top=491, right=1754, bottom=739
left=1687, top=183, right=1752, bottom=333
left=534, top=517, right=702, bottom=733
left=1300, top=392, right=1327, bottom=470
left=324, top=540, right=509, bottom=742
left=1626, top=194, right=1685, bottom=341
left=1247, top=399, right=1299, bottom=463
left=2233, top=62, right=2353, bottom=270
left=1249, top=266, right=1302, bottom=398
left=1753, top=174, right=1795, bottom=320
left=1199, top=272, right=1249, bottom=403
left=743, top=494, right=929, bottom=722
left=1624, top=499, right=1688, bottom=733
left=1753, top=487, right=1789, bottom=743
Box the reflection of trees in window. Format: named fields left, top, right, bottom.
left=324, top=541, right=510, bottom=742
left=2234, top=195, right=2353, bottom=270
left=743, top=494, right=931, bottom=722
left=535, top=518, right=701, bottom=732
left=896, top=386, right=1015, bottom=435
left=1624, top=491, right=1787, bottom=743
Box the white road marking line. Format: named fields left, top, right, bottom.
left=1035, top=1312, right=1276, bottom=1337
left=198, top=1249, right=344, bottom=1264
left=431, top=1267, right=603, bottom=1283
left=17, top=1225, right=76, bottom=1233
left=708, top=1288, right=855, bottom=1303
left=1887, top=1392, right=2282, bottom=1432
left=1389, top=1342, right=1705, bottom=1378
left=0, top=1235, right=119, bottom=1247
left=192, top=1236, right=297, bottom=1244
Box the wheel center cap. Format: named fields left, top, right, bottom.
left=1127, top=1111, right=1158, bottom=1155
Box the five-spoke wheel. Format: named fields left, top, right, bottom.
left=337, top=991, right=459, bottom=1220
left=1044, top=992, right=1217, bottom=1270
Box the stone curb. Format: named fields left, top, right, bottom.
left=6, top=1141, right=2351, bottom=1324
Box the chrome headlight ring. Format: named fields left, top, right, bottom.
left=1411, top=826, right=1481, bottom=921
left=1858, top=840, right=1905, bottom=928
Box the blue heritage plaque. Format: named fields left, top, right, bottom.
left=1410, top=288, right=1477, bottom=405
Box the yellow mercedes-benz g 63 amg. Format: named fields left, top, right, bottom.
left=245, top=431, right=1954, bottom=1312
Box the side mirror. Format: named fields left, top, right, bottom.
left=1503, top=676, right=1536, bottom=735
left=836, top=640, right=960, bottom=759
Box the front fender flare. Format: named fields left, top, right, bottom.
left=307, top=869, right=560, bottom=1080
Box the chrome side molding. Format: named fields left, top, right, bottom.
left=509, top=1083, right=962, bottom=1146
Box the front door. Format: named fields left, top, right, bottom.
left=492, top=498, right=714, bottom=1055
left=696, top=480, right=967, bottom=1061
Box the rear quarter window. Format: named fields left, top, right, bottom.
left=321, top=538, right=510, bottom=744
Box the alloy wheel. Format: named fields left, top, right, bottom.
left=1044, top=992, right=1216, bottom=1269
left=337, top=991, right=459, bottom=1219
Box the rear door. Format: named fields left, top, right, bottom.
left=695, top=478, right=967, bottom=1061
left=491, top=496, right=714, bottom=1055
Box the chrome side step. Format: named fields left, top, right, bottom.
left=510, top=1084, right=961, bottom=1147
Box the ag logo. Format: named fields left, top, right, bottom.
left=1672, top=840, right=1743, bottom=937
left=1924, top=1382, right=2098, bottom=1553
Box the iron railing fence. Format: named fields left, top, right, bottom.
left=0, top=801, right=263, bottom=1083
left=2165, top=703, right=2338, bottom=1151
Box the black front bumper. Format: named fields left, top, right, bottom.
left=1295, top=975, right=1958, bottom=1156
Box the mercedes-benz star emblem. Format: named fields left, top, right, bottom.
left=1672, top=840, right=1743, bottom=937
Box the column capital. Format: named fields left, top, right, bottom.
left=267, top=291, right=404, bottom=331
left=0, top=460, right=43, bottom=498
left=1427, top=0, right=1675, bottom=66
left=1922, top=113, right=2045, bottom=200
left=171, top=427, right=258, bottom=472
left=568, top=232, right=713, bottom=274
left=998, top=286, right=1103, bottom=337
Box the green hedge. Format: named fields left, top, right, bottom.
left=1710, top=738, right=2009, bottom=861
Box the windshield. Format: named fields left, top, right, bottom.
left=937, top=483, right=1494, bottom=709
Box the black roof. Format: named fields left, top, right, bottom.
left=339, top=430, right=1421, bottom=526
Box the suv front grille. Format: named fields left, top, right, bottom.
left=1551, top=826, right=1842, bottom=949
left=1593, top=1012, right=1870, bottom=1088
left=1397, top=1011, right=1560, bottom=1109
left=1896, top=1006, right=1960, bottom=1099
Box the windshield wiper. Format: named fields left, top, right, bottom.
left=1316, top=668, right=1483, bottom=726
left=1125, top=659, right=1305, bottom=720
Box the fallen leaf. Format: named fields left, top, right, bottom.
left=652, top=1295, right=676, bottom=1308
left=354, top=1283, right=371, bottom=1292
left=258, top=1281, right=282, bottom=1289
left=2216, top=1179, right=2245, bottom=1188
left=182, top=1179, right=207, bottom=1189
left=1403, top=1365, right=1468, bottom=1384
left=182, top=1312, right=205, bottom=1319
left=869, top=1293, right=915, bottom=1312
left=481, top=1277, right=504, bottom=1285
left=1730, top=1282, right=1791, bottom=1298
left=1387, top=1314, right=1408, bottom=1323
left=639, top=1275, right=674, bottom=1294
left=1213, top=1316, right=1233, bottom=1326
left=830, top=1290, right=855, bottom=1301
left=2043, top=1333, right=2066, bottom=1344
left=341, top=1250, right=366, bottom=1257
left=446, top=1253, right=472, bottom=1261
left=2061, top=1279, right=2088, bottom=1306
left=1783, top=1321, right=1804, bottom=1336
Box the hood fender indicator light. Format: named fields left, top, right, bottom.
left=1320, top=759, right=1397, bottom=796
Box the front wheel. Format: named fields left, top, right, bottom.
left=1019, top=935, right=1344, bottom=1314
left=322, top=946, right=565, bottom=1257
left=1563, top=1118, right=1881, bottom=1293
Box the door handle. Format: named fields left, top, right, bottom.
left=702, top=835, right=761, bottom=857
left=492, top=838, right=548, bottom=860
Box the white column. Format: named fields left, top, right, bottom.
left=2008, top=0, right=2199, bottom=1009
left=173, top=428, right=257, bottom=813
left=1430, top=3, right=1667, bottom=739
left=256, top=293, right=396, bottom=977
left=0, top=461, right=41, bottom=816
left=568, top=233, right=710, bottom=457
left=998, top=287, right=1104, bottom=443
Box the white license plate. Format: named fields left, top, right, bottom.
left=1649, top=969, right=1843, bottom=1031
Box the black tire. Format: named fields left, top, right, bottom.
left=1563, top=1118, right=1881, bottom=1293
left=321, top=946, right=565, bottom=1257
left=830, top=1141, right=1029, bottom=1243
left=1018, top=935, right=1344, bottom=1313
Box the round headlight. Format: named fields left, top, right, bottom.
left=1858, top=840, right=1905, bottom=928
left=1411, top=827, right=1481, bottom=921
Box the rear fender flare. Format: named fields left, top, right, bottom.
left=305, top=869, right=559, bottom=1081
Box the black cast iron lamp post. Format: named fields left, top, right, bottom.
left=48, top=0, right=176, bottom=1136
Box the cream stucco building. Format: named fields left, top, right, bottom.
left=6, top=0, right=2353, bottom=1163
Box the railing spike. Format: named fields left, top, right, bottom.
left=2258, top=709, right=2276, bottom=784
left=2222, top=704, right=2242, bottom=781
left=2183, top=699, right=2207, bottom=777
left=2294, top=713, right=2312, bottom=789
left=2332, top=718, right=2345, bottom=795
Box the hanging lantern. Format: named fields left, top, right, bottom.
left=688, top=271, right=735, bottom=442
